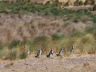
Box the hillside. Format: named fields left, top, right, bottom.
left=32, top=0, right=96, bottom=4
left=0, top=0, right=95, bottom=61
left=0, top=13, right=93, bottom=43
left=0, top=1, right=96, bottom=72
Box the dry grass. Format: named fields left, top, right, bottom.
left=0, top=3, right=96, bottom=72
left=0, top=13, right=92, bottom=43
left=83, top=62, right=90, bottom=67
left=59, top=0, right=86, bottom=3
left=0, top=4, right=95, bottom=59
left=5, top=62, right=14, bottom=68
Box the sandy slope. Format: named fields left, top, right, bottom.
left=33, top=0, right=96, bottom=4
left=0, top=54, right=96, bottom=72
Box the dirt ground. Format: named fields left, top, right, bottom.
left=0, top=54, right=96, bottom=72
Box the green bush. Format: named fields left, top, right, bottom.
left=20, top=51, right=28, bottom=59
left=52, top=33, right=65, bottom=40
left=86, top=27, right=95, bottom=33
left=0, top=43, right=3, bottom=50
left=64, top=0, right=72, bottom=6
left=52, top=0, right=59, bottom=7
left=0, top=0, right=92, bottom=16
left=50, top=7, right=59, bottom=15
left=84, top=0, right=91, bottom=5
left=74, top=0, right=79, bottom=6
left=33, top=36, right=49, bottom=50
left=33, top=36, right=47, bottom=45
left=20, top=40, right=27, bottom=46
left=92, top=16, right=96, bottom=28
left=8, top=41, right=20, bottom=49
left=91, top=0, right=95, bottom=5
left=73, top=17, right=79, bottom=23
left=70, top=30, right=86, bottom=38
left=74, top=0, right=83, bottom=6
left=79, top=1, right=84, bottom=5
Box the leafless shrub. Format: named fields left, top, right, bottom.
left=83, top=62, right=90, bottom=67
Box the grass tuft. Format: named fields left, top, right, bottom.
left=20, top=51, right=28, bottom=59
left=52, top=33, right=65, bottom=40
left=8, top=50, right=18, bottom=60
left=83, top=62, right=90, bottom=67
left=70, top=30, right=86, bottom=38
left=8, top=41, right=20, bottom=49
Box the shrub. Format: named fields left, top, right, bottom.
left=33, top=36, right=47, bottom=46
left=93, top=31, right=96, bottom=40
left=20, top=51, right=28, bottom=59
left=63, top=21, right=71, bottom=27
left=5, top=62, right=14, bottom=68
left=52, top=33, right=65, bottom=40
left=50, top=7, right=59, bottom=15
left=20, top=40, right=27, bottom=46
left=81, top=37, right=91, bottom=44
left=86, top=27, right=95, bottom=33
left=89, top=45, right=96, bottom=54
left=27, top=40, right=36, bottom=52
left=10, top=62, right=14, bottom=66
left=52, top=0, right=59, bottom=7
left=0, top=0, right=92, bottom=16
left=74, top=0, right=79, bottom=6
left=45, top=1, right=51, bottom=5
left=64, top=0, right=72, bottom=6
left=70, top=30, right=86, bottom=38
left=76, top=9, right=85, bottom=14
left=91, top=0, right=95, bottom=5
left=32, top=36, right=49, bottom=52
left=84, top=0, right=91, bottom=5
left=8, top=40, right=20, bottom=49
left=9, top=50, right=18, bottom=60
left=64, top=37, right=77, bottom=54
left=93, top=4, right=96, bottom=11
left=92, top=16, right=96, bottom=28
left=79, top=1, right=84, bottom=5
left=44, top=10, right=51, bottom=16
left=0, top=43, right=3, bottom=50
left=73, top=17, right=79, bottom=23
left=0, top=50, right=7, bottom=60
left=74, top=0, right=83, bottom=6
left=83, top=62, right=90, bottom=67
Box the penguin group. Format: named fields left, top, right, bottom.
left=27, top=46, right=75, bottom=58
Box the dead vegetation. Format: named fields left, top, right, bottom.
left=0, top=13, right=93, bottom=43
left=0, top=12, right=95, bottom=60
left=5, top=62, right=14, bottom=68
left=0, top=0, right=96, bottom=60
left=83, top=62, right=90, bottom=67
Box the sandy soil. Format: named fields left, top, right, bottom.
left=65, top=5, right=93, bottom=10
left=0, top=54, right=96, bottom=72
